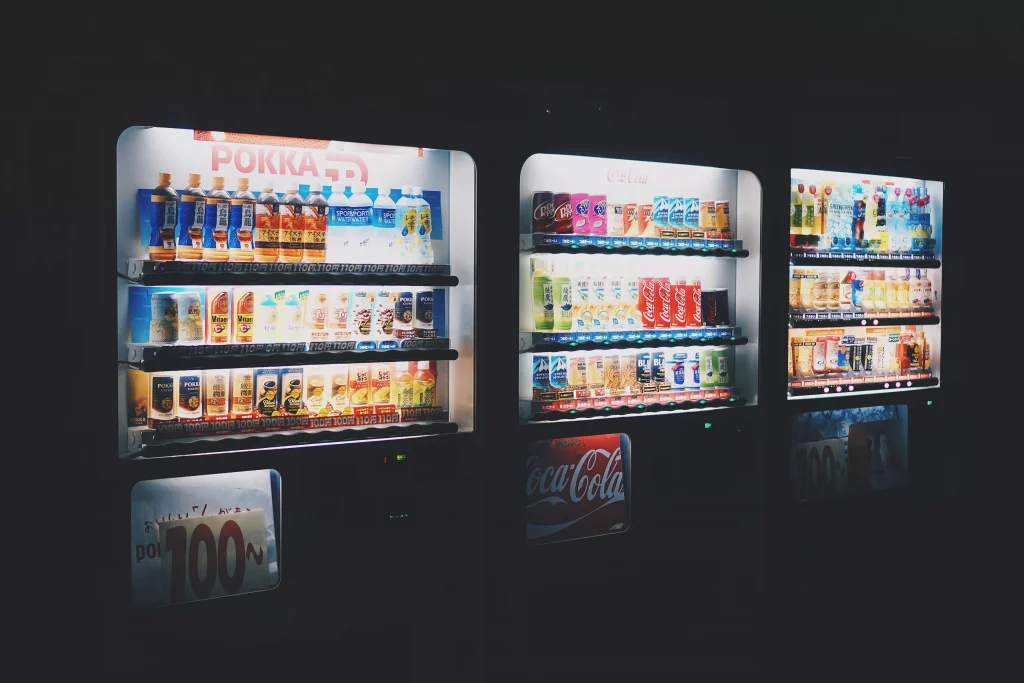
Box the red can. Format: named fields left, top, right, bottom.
left=552, top=193, right=573, bottom=234
left=655, top=277, right=672, bottom=328
left=532, top=191, right=554, bottom=233
left=686, top=277, right=702, bottom=327
left=670, top=278, right=687, bottom=328
left=638, top=276, right=658, bottom=329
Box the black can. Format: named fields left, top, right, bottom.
left=532, top=191, right=554, bottom=233
left=701, top=288, right=730, bottom=326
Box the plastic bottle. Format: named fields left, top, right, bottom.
left=279, top=187, right=304, bottom=263
left=255, top=291, right=279, bottom=343
left=348, top=182, right=374, bottom=263
left=149, top=172, right=178, bottom=261
left=411, top=186, right=434, bottom=264
left=920, top=270, right=933, bottom=311
left=228, top=178, right=256, bottom=262
left=840, top=270, right=853, bottom=312
left=412, top=360, right=436, bottom=408
left=394, top=185, right=417, bottom=263
left=392, top=361, right=414, bottom=408
left=372, top=187, right=397, bottom=263
left=327, top=182, right=350, bottom=259
left=282, top=292, right=304, bottom=343
left=202, top=176, right=231, bottom=262
left=177, top=173, right=206, bottom=261
left=532, top=256, right=554, bottom=331
left=898, top=269, right=912, bottom=312
left=302, top=179, right=329, bottom=263
left=255, top=183, right=281, bottom=263
left=552, top=260, right=573, bottom=331
left=885, top=270, right=900, bottom=313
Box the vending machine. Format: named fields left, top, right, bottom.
left=110, top=125, right=477, bottom=656
left=785, top=167, right=943, bottom=501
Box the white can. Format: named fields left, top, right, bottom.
left=174, top=292, right=204, bottom=343
left=150, top=292, right=178, bottom=343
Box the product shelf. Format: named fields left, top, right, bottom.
left=124, top=339, right=455, bottom=372
left=124, top=259, right=459, bottom=287
left=522, top=396, right=746, bottom=423
left=790, top=251, right=940, bottom=269
left=521, top=233, right=748, bottom=256
left=126, top=417, right=457, bottom=458
left=789, top=375, right=937, bottom=397
left=520, top=330, right=747, bottom=353
left=789, top=315, right=939, bottom=329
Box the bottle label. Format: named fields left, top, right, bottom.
left=280, top=205, right=304, bottom=252
left=398, top=207, right=418, bottom=239
left=203, top=198, right=231, bottom=250
left=149, top=195, right=178, bottom=250
left=329, top=205, right=349, bottom=227
left=349, top=206, right=372, bottom=227
left=254, top=203, right=280, bottom=250
left=373, top=206, right=396, bottom=229
left=229, top=200, right=255, bottom=250
left=177, top=195, right=206, bottom=249
left=418, top=205, right=432, bottom=241
left=303, top=205, right=328, bottom=253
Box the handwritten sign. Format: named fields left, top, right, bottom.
left=158, top=510, right=269, bottom=605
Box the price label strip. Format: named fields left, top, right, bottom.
left=158, top=510, right=269, bottom=605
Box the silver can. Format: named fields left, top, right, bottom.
left=150, top=292, right=178, bottom=343
left=174, top=292, right=204, bottom=343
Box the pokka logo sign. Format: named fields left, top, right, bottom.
left=525, top=433, right=630, bottom=545
left=198, top=131, right=369, bottom=185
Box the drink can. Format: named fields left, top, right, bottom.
left=149, top=373, right=176, bottom=424
left=699, top=200, right=718, bottom=239
left=177, top=373, right=203, bottom=419
left=571, top=193, right=591, bottom=234
left=174, top=292, right=204, bottom=343
left=552, top=193, right=573, bottom=234
left=701, top=288, right=730, bottom=326
left=653, top=196, right=673, bottom=238
left=635, top=351, right=652, bottom=388
left=684, top=351, right=701, bottom=389
left=712, top=349, right=731, bottom=386
left=638, top=276, right=658, bottom=329
left=655, top=277, right=672, bottom=328
left=150, top=292, right=179, bottom=343
left=651, top=350, right=668, bottom=389
left=639, top=203, right=654, bottom=236
left=670, top=279, right=687, bottom=328
left=587, top=353, right=606, bottom=395
left=715, top=201, right=732, bottom=240
left=550, top=355, right=569, bottom=397
left=230, top=368, right=254, bottom=417
left=683, top=198, right=701, bottom=235
left=280, top=367, right=304, bottom=414
left=568, top=354, right=589, bottom=392
left=607, top=203, right=624, bottom=236
left=685, top=277, right=702, bottom=327
left=204, top=370, right=229, bottom=417
left=588, top=194, right=607, bottom=235
left=623, top=203, right=639, bottom=236
left=532, top=355, right=551, bottom=400
left=532, top=191, right=554, bottom=233
left=670, top=352, right=689, bottom=389
left=254, top=368, right=280, bottom=416
left=669, top=197, right=688, bottom=238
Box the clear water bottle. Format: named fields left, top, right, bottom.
left=327, top=182, right=350, bottom=258
left=372, top=187, right=397, bottom=264
left=394, top=185, right=417, bottom=263
left=348, top=182, right=374, bottom=263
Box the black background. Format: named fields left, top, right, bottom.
left=15, top=16, right=1024, bottom=679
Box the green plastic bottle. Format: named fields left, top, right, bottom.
left=552, top=260, right=573, bottom=331
left=532, top=256, right=554, bottom=331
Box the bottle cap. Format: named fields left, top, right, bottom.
left=237, top=178, right=249, bottom=190
left=212, top=176, right=225, bottom=190
left=377, top=187, right=391, bottom=197
left=188, top=173, right=201, bottom=187
left=402, top=184, right=413, bottom=195
left=288, top=187, right=298, bottom=195
left=354, top=181, right=366, bottom=193
left=158, top=172, right=172, bottom=185
left=262, top=183, right=275, bottom=193
left=331, top=182, right=345, bottom=194
left=412, top=186, right=423, bottom=195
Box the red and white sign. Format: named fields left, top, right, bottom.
left=526, top=433, right=630, bottom=545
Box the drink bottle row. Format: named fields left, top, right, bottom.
left=788, top=327, right=931, bottom=383
left=144, top=286, right=436, bottom=346
left=789, top=177, right=935, bottom=253
left=129, top=361, right=440, bottom=430
left=789, top=267, right=934, bottom=316
left=527, top=347, right=735, bottom=411
left=148, top=172, right=434, bottom=265
left=530, top=255, right=729, bottom=333
left=532, top=192, right=733, bottom=240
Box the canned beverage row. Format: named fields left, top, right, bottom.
left=532, top=193, right=733, bottom=241
left=529, top=347, right=733, bottom=403
left=148, top=172, right=435, bottom=265
left=132, top=361, right=438, bottom=427
left=789, top=177, right=934, bottom=253
left=148, top=286, right=435, bottom=345
left=789, top=328, right=931, bottom=381
left=530, top=256, right=729, bottom=333
left=789, top=267, right=934, bottom=315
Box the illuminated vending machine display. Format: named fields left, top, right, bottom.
left=519, top=154, right=761, bottom=424
left=117, top=127, right=475, bottom=459
left=787, top=169, right=941, bottom=399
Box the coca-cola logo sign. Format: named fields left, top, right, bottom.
left=526, top=433, right=630, bottom=545
left=606, top=168, right=649, bottom=185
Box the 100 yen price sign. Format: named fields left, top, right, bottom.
left=158, top=510, right=269, bottom=604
